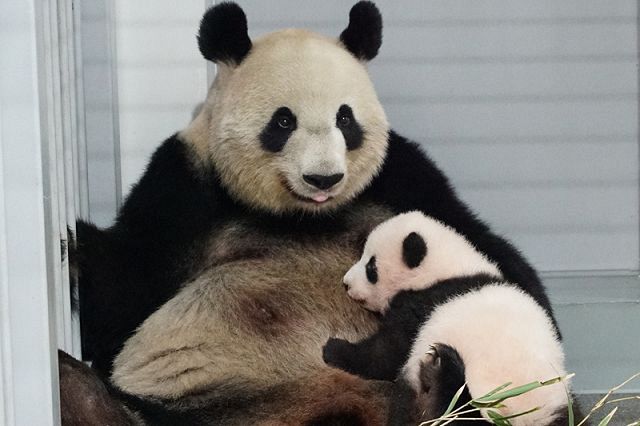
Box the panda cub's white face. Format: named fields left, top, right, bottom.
left=186, top=29, right=389, bottom=215
left=343, top=211, right=502, bottom=313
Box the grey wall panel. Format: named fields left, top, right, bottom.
left=80, top=0, right=121, bottom=227
left=235, top=0, right=640, bottom=274
left=550, top=274, right=640, bottom=393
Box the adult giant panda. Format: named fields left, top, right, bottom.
left=64, top=2, right=558, bottom=425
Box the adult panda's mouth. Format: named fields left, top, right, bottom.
left=279, top=175, right=334, bottom=204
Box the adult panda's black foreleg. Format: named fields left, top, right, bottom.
left=367, top=132, right=559, bottom=335
left=76, top=134, right=227, bottom=374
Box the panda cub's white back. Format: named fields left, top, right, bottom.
left=404, top=284, right=567, bottom=425
left=347, top=211, right=569, bottom=425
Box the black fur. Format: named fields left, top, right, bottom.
left=366, top=256, right=378, bottom=284
left=339, top=1, right=383, bottom=61
left=198, top=2, right=252, bottom=65
left=259, top=106, right=297, bottom=152
left=322, top=273, right=500, bottom=380
left=388, top=344, right=484, bottom=426
left=303, top=173, right=344, bottom=190
left=336, top=104, right=364, bottom=150
left=77, top=134, right=227, bottom=373
left=402, top=232, right=426, bottom=268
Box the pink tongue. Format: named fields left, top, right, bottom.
left=312, top=193, right=329, bottom=203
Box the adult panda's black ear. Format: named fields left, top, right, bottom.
left=198, top=2, right=252, bottom=65
left=402, top=232, right=427, bottom=269
left=339, top=1, right=383, bottom=61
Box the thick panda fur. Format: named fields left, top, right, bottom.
left=63, top=2, right=558, bottom=425
left=323, top=212, right=572, bottom=425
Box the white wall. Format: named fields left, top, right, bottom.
left=114, top=0, right=208, bottom=196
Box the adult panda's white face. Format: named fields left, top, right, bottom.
left=343, top=211, right=503, bottom=313
left=183, top=2, right=389, bottom=214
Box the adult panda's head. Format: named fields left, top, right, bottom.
left=182, top=1, right=389, bottom=214
left=343, top=212, right=503, bottom=313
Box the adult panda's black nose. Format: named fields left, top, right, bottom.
left=303, top=173, right=344, bottom=190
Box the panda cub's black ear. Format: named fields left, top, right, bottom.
left=198, top=2, right=252, bottom=65
left=339, top=1, right=383, bottom=61
left=402, top=232, right=427, bottom=269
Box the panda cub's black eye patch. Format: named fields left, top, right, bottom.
left=366, top=256, right=378, bottom=284
left=336, top=104, right=364, bottom=151
left=402, top=232, right=427, bottom=269
left=260, top=106, right=297, bottom=153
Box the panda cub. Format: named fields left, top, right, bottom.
left=323, top=211, right=570, bottom=425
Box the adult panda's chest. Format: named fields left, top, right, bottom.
left=112, top=201, right=394, bottom=397
left=195, top=200, right=395, bottom=337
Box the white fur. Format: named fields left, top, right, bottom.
left=402, top=284, right=568, bottom=425
left=344, top=211, right=502, bottom=312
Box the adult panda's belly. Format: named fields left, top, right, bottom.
left=111, top=203, right=392, bottom=399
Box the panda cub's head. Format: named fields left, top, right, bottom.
left=182, top=2, right=389, bottom=215
left=343, top=211, right=502, bottom=313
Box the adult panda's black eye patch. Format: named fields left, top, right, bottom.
left=336, top=104, right=364, bottom=151
left=402, top=232, right=427, bottom=269
left=260, top=107, right=297, bottom=153
left=366, top=256, right=378, bottom=284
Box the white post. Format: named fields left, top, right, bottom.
left=0, top=1, right=62, bottom=424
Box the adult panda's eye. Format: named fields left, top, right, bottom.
left=261, top=106, right=297, bottom=153
left=336, top=104, right=363, bottom=150
left=337, top=114, right=351, bottom=128
left=366, top=256, right=378, bottom=284
left=277, top=116, right=293, bottom=129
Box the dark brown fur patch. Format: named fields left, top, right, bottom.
left=58, top=350, right=137, bottom=426
left=237, top=290, right=293, bottom=339
left=263, top=368, right=393, bottom=426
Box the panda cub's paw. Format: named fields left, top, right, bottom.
left=418, top=346, right=442, bottom=394
left=322, top=337, right=357, bottom=373
left=415, top=344, right=468, bottom=420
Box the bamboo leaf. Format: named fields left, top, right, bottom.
left=486, top=410, right=512, bottom=426
left=567, top=392, right=575, bottom=426
left=474, top=381, right=542, bottom=403
left=541, top=373, right=575, bottom=387
left=471, top=399, right=507, bottom=409
left=497, top=406, right=541, bottom=421
left=442, top=383, right=468, bottom=417
left=484, top=382, right=513, bottom=397
left=597, top=407, right=618, bottom=426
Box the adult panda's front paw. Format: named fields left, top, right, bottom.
left=322, top=337, right=355, bottom=372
